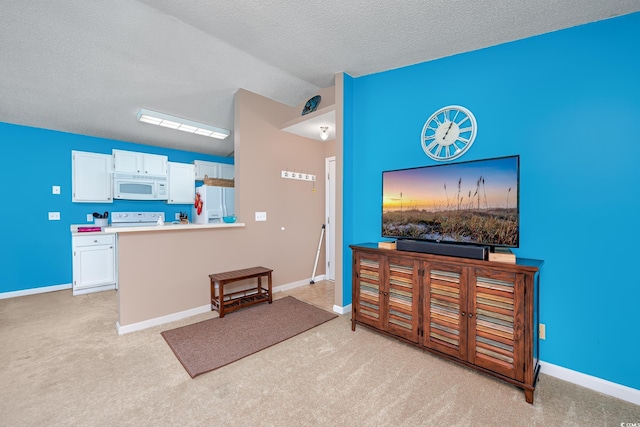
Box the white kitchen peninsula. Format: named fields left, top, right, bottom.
left=103, top=222, right=246, bottom=334
left=104, top=222, right=243, bottom=233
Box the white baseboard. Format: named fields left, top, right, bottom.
left=117, top=275, right=332, bottom=334
left=273, top=275, right=352, bottom=316
left=118, top=275, right=333, bottom=334
left=116, top=304, right=211, bottom=335
left=310, top=274, right=327, bottom=284
left=72, top=283, right=116, bottom=296
left=0, top=283, right=72, bottom=299
left=333, top=303, right=351, bottom=315
left=540, top=361, right=640, bottom=406
left=272, top=275, right=327, bottom=293
left=2, top=276, right=330, bottom=301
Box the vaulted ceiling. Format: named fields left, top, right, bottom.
left=1, top=1, right=639, bottom=156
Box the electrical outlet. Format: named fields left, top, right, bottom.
left=52, top=185, right=61, bottom=195
left=48, top=212, right=61, bottom=221
left=87, top=214, right=93, bottom=222
left=539, top=323, right=546, bottom=340
left=255, top=212, right=267, bottom=221
left=175, top=213, right=181, bottom=221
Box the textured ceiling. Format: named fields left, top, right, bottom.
left=1, top=1, right=639, bottom=156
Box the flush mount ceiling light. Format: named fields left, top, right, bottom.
left=137, top=108, right=230, bottom=139
left=320, top=126, right=329, bottom=141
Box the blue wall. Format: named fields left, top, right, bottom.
left=0, top=122, right=231, bottom=294
left=343, top=13, right=640, bottom=390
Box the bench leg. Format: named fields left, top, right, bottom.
left=219, top=282, right=225, bottom=318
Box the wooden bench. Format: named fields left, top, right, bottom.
left=209, top=266, right=273, bottom=318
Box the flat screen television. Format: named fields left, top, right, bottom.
left=382, top=155, right=519, bottom=248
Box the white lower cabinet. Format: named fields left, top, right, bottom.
left=72, top=234, right=117, bottom=295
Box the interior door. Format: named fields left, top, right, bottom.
left=325, top=157, right=336, bottom=281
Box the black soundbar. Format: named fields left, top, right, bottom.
left=396, top=239, right=488, bottom=260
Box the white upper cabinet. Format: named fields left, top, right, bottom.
left=143, top=153, right=168, bottom=176
left=193, top=160, right=218, bottom=180
left=72, top=150, right=113, bottom=203
left=113, top=149, right=168, bottom=176
left=112, top=149, right=139, bottom=173
left=194, top=160, right=234, bottom=180
left=167, top=162, right=195, bottom=204
left=219, top=163, right=234, bottom=180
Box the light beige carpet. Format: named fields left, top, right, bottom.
left=1, top=288, right=638, bottom=426
left=161, top=296, right=337, bottom=377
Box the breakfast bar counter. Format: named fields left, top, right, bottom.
left=103, top=222, right=245, bottom=234
left=110, top=223, right=253, bottom=334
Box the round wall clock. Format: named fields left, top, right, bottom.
left=421, top=105, right=477, bottom=161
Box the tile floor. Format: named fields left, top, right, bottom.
left=277, top=279, right=335, bottom=312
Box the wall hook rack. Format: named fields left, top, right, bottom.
left=281, top=170, right=316, bottom=182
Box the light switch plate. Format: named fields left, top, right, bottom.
left=48, top=212, right=61, bottom=221
left=255, top=212, right=267, bottom=221
left=52, top=185, right=61, bottom=195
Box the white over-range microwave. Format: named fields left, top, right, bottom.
left=113, top=173, right=168, bottom=200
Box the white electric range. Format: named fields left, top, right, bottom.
left=109, top=211, right=165, bottom=227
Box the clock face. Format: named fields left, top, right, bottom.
left=421, top=105, right=477, bottom=161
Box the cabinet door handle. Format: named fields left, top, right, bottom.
left=93, top=240, right=98, bottom=243
left=461, top=312, right=466, bottom=317
left=468, top=313, right=473, bottom=318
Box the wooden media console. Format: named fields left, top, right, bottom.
left=350, top=243, right=543, bottom=404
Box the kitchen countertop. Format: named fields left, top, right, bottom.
left=105, top=222, right=245, bottom=233
left=71, top=222, right=245, bottom=234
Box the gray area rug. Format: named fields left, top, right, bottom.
left=161, top=296, right=338, bottom=378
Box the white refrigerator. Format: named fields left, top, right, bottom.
left=192, top=185, right=235, bottom=224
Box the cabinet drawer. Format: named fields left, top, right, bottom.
left=73, top=234, right=115, bottom=247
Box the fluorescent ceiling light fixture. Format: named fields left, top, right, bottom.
left=137, top=108, right=230, bottom=140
